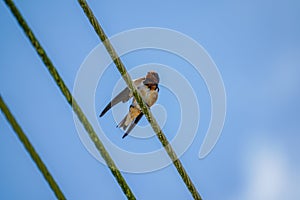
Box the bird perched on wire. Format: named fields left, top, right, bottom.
left=99, top=71, right=160, bottom=138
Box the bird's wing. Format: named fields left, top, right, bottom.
left=133, top=77, right=145, bottom=86
left=122, top=112, right=144, bottom=139
left=99, top=77, right=145, bottom=117
left=99, top=87, right=131, bottom=117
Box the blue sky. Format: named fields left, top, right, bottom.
left=1, top=0, right=300, bottom=199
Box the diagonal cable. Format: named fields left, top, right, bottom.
left=78, top=0, right=203, bottom=199
left=3, top=0, right=136, bottom=199
left=0, top=96, right=66, bottom=200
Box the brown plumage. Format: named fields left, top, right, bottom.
left=100, top=71, right=160, bottom=138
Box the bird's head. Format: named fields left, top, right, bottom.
left=143, top=71, right=160, bottom=85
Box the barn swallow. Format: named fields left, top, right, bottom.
left=100, top=71, right=160, bottom=138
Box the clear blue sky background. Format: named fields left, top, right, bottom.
left=1, top=0, right=300, bottom=199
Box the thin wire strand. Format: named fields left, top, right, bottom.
left=3, top=1, right=136, bottom=199
left=0, top=96, right=66, bottom=200
left=78, top=0, right=203, bottom=199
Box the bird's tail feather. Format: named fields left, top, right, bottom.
left=117, top=114, right=128, bottom=130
